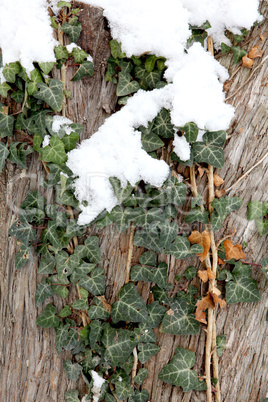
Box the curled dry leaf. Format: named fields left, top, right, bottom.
left=242, top=55, right=254, bottom=68
left=259, top=34, right=264, bottom=41
left=215, top=188, right=226, bottom=198
left=198, top=166, right=205, bottom=178
left=198, top=267, right=216, bottom=283
left=188, top=230, right=210, bottom=262
left=224, top=239, right=246, bottom=261
left=218, top=257, right=225, bottom=265
left=195, top=293, right=214, bottom=324
left=97, top=295, right=111, bottom=313
left=223, top=79, right=233, bottom=92
left=248, top=45, right=263, bottom=59
left=213, top=173, right=224, bottom=187
left=211, top=286, right=226, bottom=308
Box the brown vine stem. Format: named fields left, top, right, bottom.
left=206, top=36, right=221, bottom=402
left=125, top=222, right=135, bottom=284
left=131, top=346, right=138, bottom=386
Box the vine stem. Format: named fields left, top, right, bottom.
left=125, top=222, right=135, bottom=284
left=58, top=8, right=67, bottom=117
left=131, top=346, right=138, bottom=386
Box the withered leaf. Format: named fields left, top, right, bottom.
left=242, top=55, right=254, bottom=68
left=198, top=167, right=205, bottom=178
left=211, top=287, right=226, bottom=308
left=215, top=189, right=226, bottom=198
left=198, top=267, right=216, bottom=283
left=188, top=230, right=210, bottom=262
left=248, top=45, right=263, bottom=59
left=195, top=293, right=214, bottom=324
left=218, top=257, right=225, bottom=265
left=213, top=173, right=224, bottom=187
left=224, top=239, right=246, bottom=261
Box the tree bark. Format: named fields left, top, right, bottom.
left=0, top=2, right=267, bottom=402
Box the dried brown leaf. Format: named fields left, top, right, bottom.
left=188, top=230, right=211, bottom=262
left=213, top=173, right=224, bottom=187
left=96, top=295, right=111, bottom=313
left=218, top=257, right=225, bottom=266
left=224, top=239, right=246, bottom=261
left=211, top=287, right=226, bottom=308
left=248, top=45, right=263, bottom=59
left=198, top=266, right=216, bottom=283
left=215, top=189, right=226, bottom=198
left=195, top=293, right=215, bottom=324
left=198, top=166, right=205, bottom=178
left=242, top=55, right=254, bottom=68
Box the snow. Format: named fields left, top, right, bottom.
left=0, top=0, right=56, bottom=76
left=91, top=370, right=106, bottom=388
left=42, top=135, right=51, bottom=148
left=52, top=115, right=74, bottom=135
left=66, top=43, right=80, bottom=53
left=173, top=135, right=191, bottom=162
left=0, top=0, right=261, bottom=223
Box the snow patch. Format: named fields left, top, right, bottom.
left=52, top=115, right=74, bottom=135
left=173, top=135, right=191, bottom=162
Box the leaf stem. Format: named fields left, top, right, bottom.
left=131, top=346, right=138, bottom=386
left=125, top=222, right=135, bottom=284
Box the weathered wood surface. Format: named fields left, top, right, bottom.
left=0, top=2, right=267, bottom=402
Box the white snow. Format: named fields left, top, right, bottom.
left=0, top=0, right=56, bottom=76
left=66, top=43, right=80, bottom=53
left=91, top=370, right=106, bottom=388
left=173, top=135, right=191, bottom=162
left=42, top=134, right=51, bottom=148
left=52, top=115, right=74, bottom=135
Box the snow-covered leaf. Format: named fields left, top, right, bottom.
left=109, top=177, right=133, bottom=203
left=159, top=347, right=206, bottom=391
left=111, top=283, right=148, bottom=323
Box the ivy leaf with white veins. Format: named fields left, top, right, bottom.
left=72, top=61, right=94, bottom=81
left=0, top=82, right=11, bottom=97
left=146, top=301, right=167, bottom=328
left=34, top=79, right=64, bottom=112
left=9, top=217, right=36, bottom=245
left=111, top=283, right=148, bottom=323
left=160, top=299, right=200, bottom=335
left=231, top=46, right=247, bottom=64
left=165, top=236, right=203, bottom=259
left=179, top=122, right=198, bottom=143
left=39, top=62, right=55, bottom=75
left=55, top=324, right=69, bottom=354
left=134, top=368, right=148, bottom=386
left=2, top=62, right=21, bottom=83
left=88, top=297, right=110, bottom=320
left=102, top=325, right=137, bottom=366
left=74, top=236, right=101, bottom=263
left=192, top=130, right=226, bottom=168
left=116, top=71, right=140, bottom=96
left=61, top=22, right=82, bottom=43
left=35, top=278, right=53, bottom=305
left=0, top=112, right=14, bottom=137
left=248, top=200, right=268, bottom=220
left=131, top=262, right=167, bottom=289
left=159, top=347, right=207, bottom=391
left=71, top=47, right=88, bottom=63
left=133, top=207, right=165, bottom=228
left=137, top=342, right=160, bottom=364
left=141, top=131, right=164, bottom=152
left=153, top=178, right=187, bottom=207
left=109, top=177, right=134, bottom=203
left=54, top=44, right=69, bottom=60
left=185, top=207, right=209, bottom=224
left=129, top=390, right=150, bottom=402
left=36, top=304, right=60, bottom=328
left=64, top=359, right=82, bottom=381
left=152, top=108, right=174, bottom=138
left=65, top=390, right=80, bottom=402
left=79, top=267, right=105, bottom=296
left=226, top=262, right=261, bottom=303
left=0, top=142, right=9, bottom=171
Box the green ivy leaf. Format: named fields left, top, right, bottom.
left=139, top=250, right=157, bottom=266
left=65, top=390, right=80, bottom=402
left=102, top=325, right=137, bottom=366
left=39, top=62, right=55, bottom=75
left=165, top=236, right=203, bottom=259
left=116, top=71, right=140, bottom=96
left=131, top=262, right=167, bottom=289
left=61, top=22, right=82, bottom=43
left=216, top=335, right=227, bottom=357
left=183, top=266, right=197, bottom=280
left=72, top=61, right=94, bottom=81
left=109, top=177, right=134, bottom=203
left=160, top=299, right=200, bottom=335
left=41, top=135, right=67, bottom=165
left=185, top=207, right=209, bottom=224
left=0, top=142, right=9, bottom=171
left=36, top=304, right=60, bottom=328
left=159, top=347, right=207, bottom=391
left=114, top=380, right=133, bottom=400
left=58, top=305, right=72, bottom=317
left=72, top=299, right=89, bottom=310
left=146, top=301, right=167, bottom=328
left=110, top=40, right=126, bottom=59
left=57, top=1, right=71, bottom=7
left=231, top=46, right=247, bottom=64
left=248, top=200, right=267, bottom=220
left=54, top=44, right=69, bottom=60
left=79, top=267, right=105, bottom=296
left=71, top=47, right=88, bottom=63
left=34, top=78, right=63, bottom=112
left=64, top=359, right=82, bottom=381
left=179, top=122, right=198, bottom=142
left=192, top=130, right=226, bottom=168
left=226, top=262, right=261, bottom=303
left=134, top=323, right=156, bottom=343
left=152, top=108, right=174, bottom=138
left=0, top=111, right=14, bottom=137
left=35, top=278, right=53, bottom=305
left=21, top=190, right=46, bottom=210
left=64, top=328, right=79, bottom=350
left=88, top=297, right=110, bottom=320
left=129, top=390, right=150, bottom=402
left=255, top=218, right=268, bottom=236
left=134, top=368, right=148, bottom=385
left=74, top=236, right=101, bottom=263
left=138, top=342, right=160, bottom=364
left=221, top=43, right=231, bottom=54
left=2, top=62, right=21, bottom=83
left=0, top=82, right=11, bottom=97
left=9, top=217, right=36, bottom=244
left=55, top=324, right=69, bottom=353
left=111, top=283, right=148, bottom=323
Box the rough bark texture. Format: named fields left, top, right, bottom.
left=0, top=3, right=267, bottom=402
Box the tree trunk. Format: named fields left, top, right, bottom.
left=0, top=3, right=267, bottom=402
